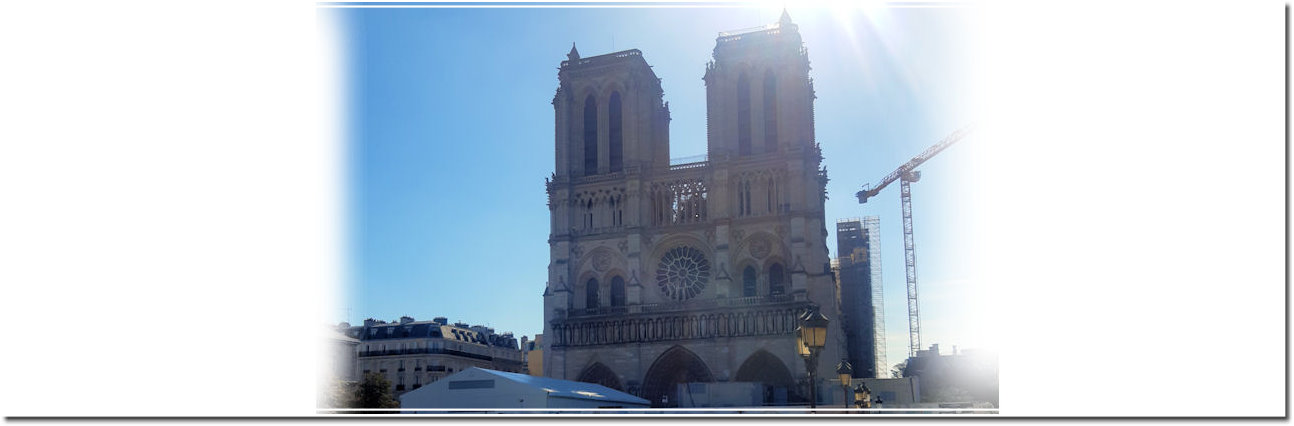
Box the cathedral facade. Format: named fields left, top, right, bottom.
left=541, top=12, right=844, bottom=407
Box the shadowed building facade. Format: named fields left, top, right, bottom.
left=541, top=12, right=845, bottom=407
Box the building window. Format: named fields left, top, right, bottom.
left=763, top=70, right=778, bottom=153
left=586, top=278, right=600, bottom=309
left=609, top=91, right=623, bottom=173
left=610, top=276, right=626, bottom=306
left=583, top=94, right=598, bottom=176
left=740, top=181, right=750, bottom=216
left=744, top=181, right=752, bottom=216
left=743, top=266, right=757, bottom=297
left=737, top=72, right=751, bottom=156
left=769, top=263, right=785, bottom=295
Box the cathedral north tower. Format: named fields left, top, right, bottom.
left=705, top=10, right=815, bottom=159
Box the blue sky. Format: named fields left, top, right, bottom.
left=335, top=4, right=983, bottom=370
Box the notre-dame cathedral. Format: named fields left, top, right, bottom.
left=542, top=11, right=844, bottom=407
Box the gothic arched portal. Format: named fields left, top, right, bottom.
left=576, top=362, right=624, bottom=391
left=735, top=349, right=797, bottom=405
left=641, top=345, right=714, bottom=407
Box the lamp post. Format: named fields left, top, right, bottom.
left=853, top=382, right=872, bottom=412
left=796, top=308, right=829, bottom=411
left=836, top=360, right=853, bottom=409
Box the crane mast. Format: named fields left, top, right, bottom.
left=856, top=126, right=971, bottom=359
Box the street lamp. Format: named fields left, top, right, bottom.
left=796, top=308, right=829, bottom=411
left=836, top=360, right=853, bottom=409
left=853, top=382, right=871, bottom=411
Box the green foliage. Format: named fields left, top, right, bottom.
left=318, top=379, right=356, bottom=409
left=352, top=372, right=401, bottom=411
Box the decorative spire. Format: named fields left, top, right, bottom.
left=779, top=8, right=793, bottom=26
left=567, top=43, right=580, bottom=61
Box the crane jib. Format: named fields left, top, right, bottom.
left=851, top=124, right=973, bottom=358
left=855, top=125, right=973, bottom=204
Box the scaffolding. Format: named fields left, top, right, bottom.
left=864, top=216, right=887, bottom=379
left=834, top=217, right=888, bottom=379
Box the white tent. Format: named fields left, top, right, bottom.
left=399, top=367, right=649, bottom=411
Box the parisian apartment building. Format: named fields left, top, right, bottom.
left=339, top=316, right=524, bottom=397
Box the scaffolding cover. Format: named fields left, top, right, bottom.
left=865, top=216, right=887, bottom=378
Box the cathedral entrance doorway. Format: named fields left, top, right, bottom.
left=576, top=362, right=624, bottom=391
left=735, top=349, right=797, bottom=405
left=640, top=345, right=714, bottom=407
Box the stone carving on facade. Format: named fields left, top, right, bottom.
left=715, top=262, right=731, bottom=281
left=618, top=239, right=629, bottom=254
left=649, top=179, right=709, bottom=226
left=748, top=235, right=771, bottom=259
left=571, top=243, right=583, bottom=259
left=732, top=229, right=745, bottom=243
left=592, top=250, right=612, bottom=272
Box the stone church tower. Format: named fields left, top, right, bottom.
left=542, top=12, right=843, bottom=407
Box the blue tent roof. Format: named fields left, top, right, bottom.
left=467, top=367, right=649, bottom=406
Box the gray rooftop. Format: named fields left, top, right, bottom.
left=469, top=368, right=650, bottom=406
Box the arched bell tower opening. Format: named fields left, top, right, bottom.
left=641, top=345, right=714, bottom=407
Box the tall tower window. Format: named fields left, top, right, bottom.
left=740, top=181, right=750, bottom=216
left=742, top=266, right=757, bottom=297
left=609, top=91, right=623, bottom=173
left=586, top=278, right=600, bottom=309
left=737, top=72, right=751, bottom=156
left=744, top=181, right=752, bottom=216
left=583, top=95, right=598, bottom=176
left=769, top=263, right=785, bottom=295
left=763, top=71, right=778, bottom=153
left=610, top=276, right=626, bottom=306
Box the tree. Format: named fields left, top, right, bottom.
left=890, top=360, right=908, bottom=378
left=318, top=379, right=357, bottom=410
left=351, top=372, right=400, bottom=413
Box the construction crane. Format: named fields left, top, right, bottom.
left=856, top=125, right=973, bottom=358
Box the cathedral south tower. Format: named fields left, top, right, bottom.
left=543, top=11, right=843, bottom=407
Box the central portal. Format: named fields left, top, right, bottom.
left=641, top=346, right=714, bottom=407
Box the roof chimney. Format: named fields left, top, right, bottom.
left=399, top=316, right=415, bottom=324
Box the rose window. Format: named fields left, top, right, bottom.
left=656, top=246, right=710, bottom=301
